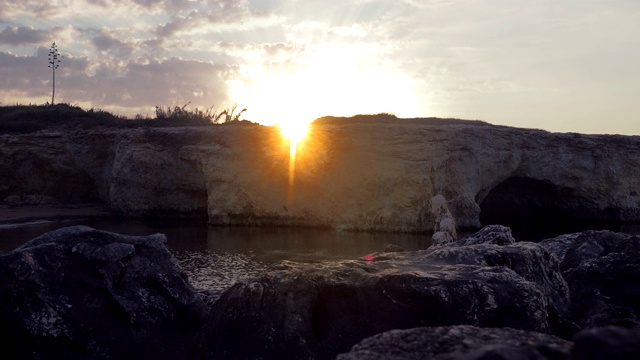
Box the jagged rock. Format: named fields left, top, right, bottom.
left=541, top=230, right=640, bottom=330
left=439, top=224, right=515, bottom=247
left=202, top=239, right=569, bottom=360
left=430, top=195, right=458, bottom=245
left=337, top=325, right=640, bottom=360
left=0, top=226, right=206, bottom=360
left=3, top=122, right=640, bottom=231
left=335, top=325, right=572, bottom=360
left=4, top=194, right=57, bottom=205
left=383, top=244, right=404, bottom=252
left=539, top=232, right=585, bottom=263
left=570, top=326, right=640, bottom=360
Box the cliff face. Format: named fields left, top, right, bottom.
left=1, top=122, right=639, bottom=232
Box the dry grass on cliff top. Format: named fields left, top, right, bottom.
left=1, top=103, right=499, bottom=135
left=0, top=103, right=258, bottom=134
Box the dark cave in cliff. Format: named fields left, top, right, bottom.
left=479, top=177, right=606, bottom=240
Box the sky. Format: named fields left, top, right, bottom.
left=0, top=0, right=639, bottom=134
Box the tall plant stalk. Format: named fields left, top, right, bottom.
left=47, top=42, right=61, bottom=105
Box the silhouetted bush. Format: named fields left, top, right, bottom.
left=0, top=103, right=254, bottom=134
left=154, top=103, right=247, bottom=125
left=313, top=113, right=492, bottom=127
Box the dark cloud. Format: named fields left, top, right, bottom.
left=2, top=0, right=195, bottom=18
left=0, top=26, right=51, bottom=46
left=0, top=48, right=236, bottom=112
left=156, top=12, right=194, bottom=39
left=91, top=0, right=194, bottom=12
left=0, top=47, right=90, bottom=101
left=155, top=1, right=275, bottom=40
left=91, top=30, right=135, bottom=57
left=131, top=0, right=191, bottom=10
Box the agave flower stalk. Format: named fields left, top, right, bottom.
left=48, top=42, right=62, bottom=105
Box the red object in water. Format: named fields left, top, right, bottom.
left=363, top=254, right=375, bottom=262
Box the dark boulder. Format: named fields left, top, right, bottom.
left=336, top=325, right=640, bottom=360
left=383, top=244, right=404, bottom=252
left=335, top=325, right=572, bottom=360
left=203, top=239, right=569, bottom=360
left=541, top=231, right=640, bottom=330
left=569, top=326, right=640, bottom=360
left=441, top=225, right=516, bottom=247
left=0, top=225, right=206, bottom=360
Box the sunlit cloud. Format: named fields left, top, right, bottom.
left=229, top=40, right=421, bottom=125
left=0, top=0, right=639, bottom=134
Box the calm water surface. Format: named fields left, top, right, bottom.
left=3, top=218, right=639, bottom=302
left=0, top=218, right=433, bottom=259
left=0, top=218, right=434, bottom=301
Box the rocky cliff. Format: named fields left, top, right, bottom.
left=1, top=120, right=639, bottom=232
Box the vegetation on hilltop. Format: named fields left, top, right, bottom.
left=0, top=103, right=257, bottom=134
left=313, top=113, right=492, bottom=127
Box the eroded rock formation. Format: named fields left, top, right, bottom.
left=541, top=230, right=640, bottom=330
left=2, top=120, right=640, bottom=231
left=336, top=325, right=640, bottom=360
left=0, top=226, right=206, bottom=360
left=202, top=229, right=570, bottom=359
left=335, top=325, right=573, bottom=360
left=2, top=225, right=639, bottom=359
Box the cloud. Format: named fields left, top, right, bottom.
left=0, top=47, right=89, bottom=100
left=0, top=47, right=236, bottom=113
left=90, top=29, right=135, bottom=57
left=155, top=4, right=282, bottom=40
left=0, top=26, right=53, bottom=46
left=0, top=0, right=55, bottom=18
left=2, top=0, right=639, bottom=133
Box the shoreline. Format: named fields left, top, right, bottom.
left=0, top=203, right=115, bottom=227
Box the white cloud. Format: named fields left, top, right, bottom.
left=1, top=0, right=639, bottom=133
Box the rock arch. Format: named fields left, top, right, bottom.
left=478, top=177, right=601, bottom=228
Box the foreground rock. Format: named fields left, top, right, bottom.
left=437, top=224, right=515, bottom=247
left=570, top=326, right=640, bottom=360
left=203, top=228, right=569, bottom=359
left=541, top=230, right=640, bottom=330
left=3, top=120, right=640, bottom=232
left=0, top=226, right=206, bottom=360
left=336, top=325, right=572, bottom=360
left=337, top=325, right=640, bottom=360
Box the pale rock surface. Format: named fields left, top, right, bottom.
left=430, top=194, right=457, bottom=244
left=2, top=122, right=640, bottom=232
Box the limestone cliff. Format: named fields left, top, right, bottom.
left=1, top=120, right=639, bottom=232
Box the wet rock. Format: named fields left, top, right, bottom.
left=203, top=239, right=569, bottom=360
left=335, top=325, right=572, bottom=360
left=430, top=195, right=457, bottom=245
left=439, top=225, right=515, bottom=247
left=570, top=326, right=640, bottom=360
left=541, top=230, right=640, bottom=330
left=383, top=244, right=404, bottom=252
left=0, top=226, right=206, bottom=360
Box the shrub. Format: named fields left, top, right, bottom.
left=0, top=103, right=252, bottom=134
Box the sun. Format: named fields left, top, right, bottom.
left=279, top=120, right=310, bottom=144
left=227, top=43, right=420, bottom=131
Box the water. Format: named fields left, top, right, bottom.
left=0, top=218, right=433, bottom=302
left=3, top=217, right=639, bottom=302
left=0, top=218, right=432, bottom=258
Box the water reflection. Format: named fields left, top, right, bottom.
left=0, top=219, right=432, bottom=260
left=174, top=250, right=267, bottom=304
left=0, top=219, right=433, bottom=304
left=3, top=218, right=640, bottom=304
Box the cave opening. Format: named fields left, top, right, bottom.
left=479, top=177, right=606, bottom=241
